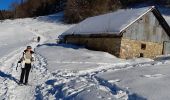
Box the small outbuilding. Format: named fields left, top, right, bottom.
left=60, top=6, right=170, bottom=59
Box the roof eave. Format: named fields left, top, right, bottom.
left=152, top=7, right=170, bottom=37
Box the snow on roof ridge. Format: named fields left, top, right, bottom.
left=119, top=6, right=155, bottom=33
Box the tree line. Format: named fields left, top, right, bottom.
left=0, top=0, right=67, bottom=20
left=1, top=0, right=170, bottom=23
left=65, top=0, right=170, bottom=23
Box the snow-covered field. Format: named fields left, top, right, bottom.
left=1, top=7, right=170, bottom=100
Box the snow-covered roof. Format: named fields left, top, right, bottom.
left=62, top=7, right=154, bottom=36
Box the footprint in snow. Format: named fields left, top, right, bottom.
left=108, top=79, right=121, bottom=84
left=141, top=74, right=164, bottom=78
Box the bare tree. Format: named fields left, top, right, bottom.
left=64, top=0, right=121, bottom=23
left=0, top=11, right=4, bottom=19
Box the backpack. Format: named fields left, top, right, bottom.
left=19, top=50, right=34, bottom=63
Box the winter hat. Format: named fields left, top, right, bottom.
left=27, top=46, right=32, bottom=49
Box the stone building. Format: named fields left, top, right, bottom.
left=60, top=6, right=170, bottom=59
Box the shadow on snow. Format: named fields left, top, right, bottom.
left=37, top=43, right=85, bottom=50
left=0, top=70, right=19, bottom=84
left=35, top=79, right=65, bottom=100
left=154, top=55, right=170, bottom=61
left=95, top=76, right=147, bottom=100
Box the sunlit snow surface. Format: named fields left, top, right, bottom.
left=0, top=6, right=170, bottom=100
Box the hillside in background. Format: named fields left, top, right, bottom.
left=0, top=0, right=67, bottom=20
left=1, top=0, right=170, bottom=23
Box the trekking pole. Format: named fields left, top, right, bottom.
left=16, top=62, right=18, bottom=71
left=31, top=64, right=34, bottom=72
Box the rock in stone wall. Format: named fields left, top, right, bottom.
left=120, top=38, right=163, bottom=59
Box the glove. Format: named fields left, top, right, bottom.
left=18, top=60, right=21, bottom=63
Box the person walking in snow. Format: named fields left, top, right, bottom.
left=17, top=46, right=35, bottom=85
left=37, top=36, right=41, bottom=43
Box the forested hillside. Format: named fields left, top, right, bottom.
left=1, top=0, right=170, bottom=23
left=0, top=0, right=67, bottom=20
left=64, top=0, right=170, bottom=23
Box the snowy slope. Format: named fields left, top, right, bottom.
left=0, top=7, right=170, bottom=100
left=0, top=23, right=34, bottom=65
left=96, top=60, right=170, bottom=100
left=35, top=44, right=125, bottom=72
left=0, top=12, right=73, bottom=100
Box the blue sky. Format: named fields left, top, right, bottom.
left=0, top=0, right=19, bottom=10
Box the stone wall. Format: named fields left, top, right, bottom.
left=65, top=36, right=121, bottom=57
left=65, top=36, right=164, bottom=59
left=120, top=38, right=163, bottom=59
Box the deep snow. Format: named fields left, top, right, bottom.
left=0, top=7, right=170, bottom=100
left=96, top=61, right=170, bottom=100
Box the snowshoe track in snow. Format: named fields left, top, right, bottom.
left=33, top=53, right=170, bottom=100
left=0, top=26, right=49, bottom=100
